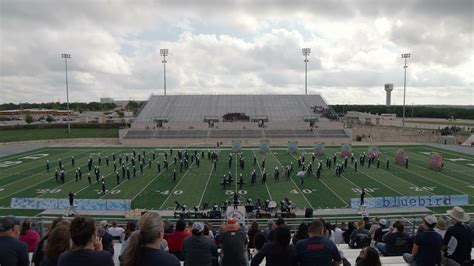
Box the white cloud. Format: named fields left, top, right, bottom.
left=0, top=0, right=472, bottom=105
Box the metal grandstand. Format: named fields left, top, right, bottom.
left=134, top=94, right=330, bottom=123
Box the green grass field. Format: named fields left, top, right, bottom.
left=0, top=128, right=118, bottom=142
left=0, top=145, right=472, bottom=216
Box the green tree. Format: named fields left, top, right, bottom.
left=25, top=114, right=33, bottom=124
left=46, top=115, right=55, bottom=123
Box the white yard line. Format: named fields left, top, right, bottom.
left=159, top=162, right=196, bottom=209
left=252, top=150, right=273, bottom=201
left=131, top=160, right=177, bottom=201
left=198, top=166, right=214, bottom=207
left=287, top=152, right=349, bottom=207
left=271, top=152, right=314, bottom=209
left=390, top=163, right=471, bottom=197
left=345, top=164, right=407, bottom=196
left=0, top=150, right=118, bottom=200
left=384, top=147, right=472, bottom=185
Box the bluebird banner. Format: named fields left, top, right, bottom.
left=351, top=195, right=468, bottom=209
left=11, top=198, right=131, bottom=211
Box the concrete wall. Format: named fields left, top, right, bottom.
left=121, top=137, right=350, bottom=147
left=350, top=125, right=440, bottom=143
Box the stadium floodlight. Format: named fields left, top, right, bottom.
left=302, top=48, right=311, bottom=95
left=401, top=53, right=411, bottom=127
left=61, top=53, right=71, bottom=134
left=160, top=49, right=169, bottom=95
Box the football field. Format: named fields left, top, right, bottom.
left=0, top=145, right=472, bottom=215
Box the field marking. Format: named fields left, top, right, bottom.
left=235, top=152, right=238, bottom=192
left=373, top=162, right=436, bottom=196
left=198, top=165, right=215, bottom=207
left=101, top=156, right=172, bottom=200
left=36, top=150, right=122, bottom=199
left=318, top=178, right=349, bottom=206
left=252, top=150, right=273, bottom=201
left=345, top=164, right=407, bottom=196
left=339, top=173, right=376, bottom=197
left=159, top=162, right=196, bottom=209
left=288, top=152, right=349, bottom=207
left=272, top=153, right=314, bottom=209
left=424, top=146, right=473, bottom=160
left=130, top=161, right=177, bottom=201
left=0, top=150, right=118, bottom=200
left=0, top=150, right=88, bottom=181
left=0, top=147, right=48, bottom=162
left=383, top=147, right=473, bottom=185
left=389, top=162, right=472, bottom=198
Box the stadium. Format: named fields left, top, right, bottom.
left=1, top=1, right=473, bottom=265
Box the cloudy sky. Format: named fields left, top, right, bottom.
left=0, top=0, right=472, bottom=105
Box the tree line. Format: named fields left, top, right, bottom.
left=331, top=105, right=474, bottom=120
left=0, top=101, right=145, bottom=113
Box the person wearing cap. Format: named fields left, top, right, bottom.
left=221, top=217, right=248, bottom=266
left=0, top=216, right=29, bottom=266
left=373, top=219, right=389, bottom=243
left=98, top=220, right=114, bottom=256
left=182, top=222, right=218, bottom=266
left=403, top=215, right=443, bottom=266
left=442, top=206, right=472, bottom=265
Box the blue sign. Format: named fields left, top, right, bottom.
left=11, top=198, right=131, bottom=211
left=351, top=195, right=468, bottom=208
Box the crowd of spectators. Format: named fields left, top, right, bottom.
left=0, top=206, right=472, bottom=266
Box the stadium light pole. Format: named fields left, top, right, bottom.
left=302, top=48, right=311, bottom=95
left=160, top=49, right=168, bottom=95
left=61, top=53, right=71, bottom=134
left=401, top=53, right=410, bottom=127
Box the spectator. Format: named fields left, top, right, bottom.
left=251, top=225, right=297, bottom=266
left=98, top=220, right=114, bottom=256
left=403, top=215, right=443, bottom=266
left=221, top=217, right=248, bottom=266
left=435, top=218, right=448, bottom=238
left=292, top=222, right=309, bottom=245
left=442, top=206, right=472, bottom=265
left=342, top=221, right=355, bottom=244
left=296, top=220, right=341, bottom=265
left=122, top=212, right=179, bottom=266
left=163, top=219, right=191, bottom=260
left=108, top=221, right=124, bottom=242
left=253, top=232, right=267, bottom=252
left=248, top=221, right=260, bottom=248
left=470, top=221, right=474, bottom=247
left=214, top=225, right=226, bottom=248
left=363, top=217, right=371, bottom=230
left=373, top=219, right=389, bottom=243
left=376, top=220, right=411, bottom=256
left=182, top=222, right=218, bottom=266
left=203, top=224, right=215, bottom=240
left=120, top=221, right=137, bottom=257
left=355, top=246, right=381, bottom=266
left=57, top=216, right=114, bottom=266
left=19, top=219, right=40, bottom=252
left=41, top=224, right=71, bottom=266
left=349, top=220, right=371, bottom=249
left=185, top=221, right=193, bottom=233
left=0, top=216, right=29, bottom=266
left=333, top=224, right=344, bottom=244
left=32, top=218, right=68, bottom=266
left=264, top=220, right=275, bottom=240
left=368, top=218, right=381, bottom=239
